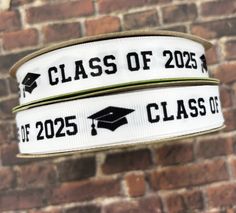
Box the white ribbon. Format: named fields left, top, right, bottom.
left=15, top=36, right=209, bottom=105
left=16, top=85, right=224, bottom=155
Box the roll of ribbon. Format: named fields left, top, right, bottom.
left=16, top=84, right=224, bottom=155
left=13, top=78, right=219, bottom=112
left=10, top=31, right=211, bottom=106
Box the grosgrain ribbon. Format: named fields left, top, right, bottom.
left=16, top=84, right=224, bottom=155
left=15, top=36, right=209, bottom=105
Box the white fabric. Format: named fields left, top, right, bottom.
left=16, top=85, right=224, bottom=154
left=16, top=36, right=208, bottom=105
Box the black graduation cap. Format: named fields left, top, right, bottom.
left=21, top=73, right=41, bottom=97
left=200, top=54, right=208, bottom=73
left=88, top=106, right=134, bottom=136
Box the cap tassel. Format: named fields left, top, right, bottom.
left=91, top=120, right=97, bottom=136
left=23, top=88, right=25, bottom=98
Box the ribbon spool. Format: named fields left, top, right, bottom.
left=10, top=30, right=212, bottom=108
left=16, top=83, right=224, bottom=156
left=10, top=30, right=225, bottom=158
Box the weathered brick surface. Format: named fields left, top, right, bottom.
left=51, top=178, right=120, bottom=204
left=26, top=0, right=94, bottom=24
left=0, top=97, right=18, bottom=119
left=162, top=3, right=197, bottom=24
left=0, top=0, right=236, bottom=212
left=225, top=39, right=236, bottom=60
left=65, top=205, right=101, bottom=213
left=0, top=123, right=13, bottom=144
left=220, top=86, right=233, bottom=108
left=124, top=9, right=159, bottom=30
left=56, top=156, right=96, bottom=182
left=0, top=188, right=46, bottom=211
left=104, top=195, right=163, bottom=213
left=0, top=49, right=37, bottom=74
left=3, top=29, right=38, bottom=50
left=156, top=142, right=193, bottom=166
left=98, top=0, right=145, bottom=14
left=149, top=159, right=229, bottom=190
left=165, top=190, right=204, bottom=213
left=201, top=0, right=236, bottom=17
left=85, top=16, right=121, bottom=36
left=17, top=163, right=56, bottom=187
left=223, top=109, right=236, bottom=132
left=207, top=183, right=236, bottom=208
left=191, top=18, right=236, bottom=39
left=1, top=143, right=38, bottom=166
left=11, top=0, right=34, bottom=7
left=125, top=173, right=146, bottom=197
left=0, top=167, right=15, bottom=190
left=102, top=149, right=152, bottom=174
left=214, top=63, right=236, bottom=84
left=43, top=22, right=81, bottom=43
left=0, top=79, right=9, bottom=97
left=196, top=137, right=232, bottom=159
left=206, top=45, right=219, bottom=65
left=0, top=10, right=21, bottom=32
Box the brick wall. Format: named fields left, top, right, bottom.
left=0, top=0, right=236, bottom=212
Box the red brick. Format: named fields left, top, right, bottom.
left=0, top=97, right=18, bottom=119
left=26, top=0, right=94, bottom=24
left=232, top=137, right=236, bottom=155
left=0, top=10, right=21, bottom=32
left=206, top=45, right=219, bottom=65
left=201, top=0, right=236, bottom=17
left=162, top=3, right=197, bottom=24
left=56, top=156, right=96, bottom=182
left=43, top=22, right=81, bottom=44
left=220, top=86, right=233, bottom=108
left=124, top=9, right=159, bottom=30
left=98, top=0, right=169, bottom=14
left=0, top=49, right=36, bottom=74
left=102, top=149, right=152, bottom=175
left=165, top=190, right=204, bottom=213
left=160, top=25, right=187, bottom=33
left=51, top=178, right=120, bottom=204
left=104, top=200, right=139, bottom=213
left=0, top=188, right=46, bottom=211
left=214, top=63, right=236, bottom=84
left=8, top=77, right=19, bottom=94
left=138, top=195, right=163, bottom=213
left=17, top=163, right=56, bottom=187
left=98, top=0, right=145, bottom=13
left=225, top=39, right=236, bottom=60
left=207, top=183, right=236, bottom=208
left=65, top=205, right=101, bottom=213
left=85, top=16, right=121, bottom=36
left=29, top=209, right=62, bottom=213
left=1, top=143, right=38, bottom=166
left=196, top=137, right=232, bottom=159
left=0, top=167, right=15, bottom=190
left=0, top=123, right=13, bottom=144
left=3, top=29, right=38, bottom=51
left=0, top=79, right=9, bottom=97
left=229, top=158, right=236, bottom=178
left=125, top=173, right=146, bottom=197
left=149, top=159, right=229, bottom=190
left=156, top=142, right=193, bottom=166
left=223, top=109, right=236, bottom=132
left=11, top=0, right=34, bottom=7
left=104, top=195, right=163, bottom=213
left=191, top=18, right=236, bottom=39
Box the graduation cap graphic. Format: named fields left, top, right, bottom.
left=21, top=73, right=41, bottom=97
left=200, top=54, right=208, bottom=73
left=88, top=106, right=135, bottom=136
